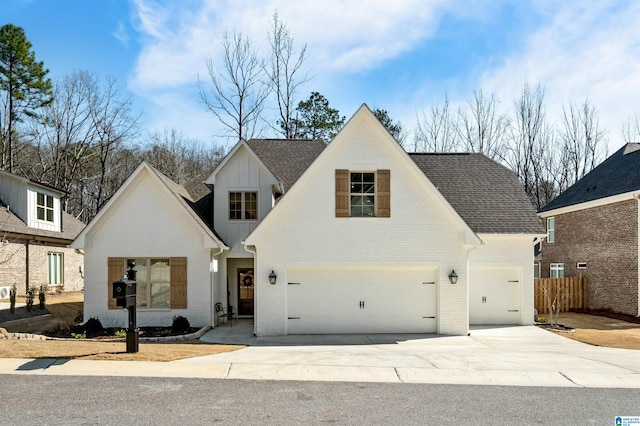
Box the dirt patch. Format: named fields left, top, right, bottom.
left=549, top=312, right=640, bottom=350
left=1, top=292, right=243, bottom=361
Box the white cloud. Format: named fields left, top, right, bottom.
left=479, top=1, right=640, bottom=147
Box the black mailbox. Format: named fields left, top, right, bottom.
left=113, top=279, right=136, bottom=307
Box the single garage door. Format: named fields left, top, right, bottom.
left=469, top=265, right=521, bottom=325
left=286, top=267, right=437, bottom=334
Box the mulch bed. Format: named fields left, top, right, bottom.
left=571, top=308, right=640, bottom=325
left=536, top=322, right=575, bottom=333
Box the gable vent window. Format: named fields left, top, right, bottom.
left=335, top=169, right=390, bottom=218
left=37, top=192, right=55, bottom=222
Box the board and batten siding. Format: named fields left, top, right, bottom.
left=212, top=144, right=279, bottom=254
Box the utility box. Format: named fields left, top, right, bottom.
left=113, top=279, right=136, bottom=307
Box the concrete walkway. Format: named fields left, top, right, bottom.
left=1, top=322, right=639, bottom=388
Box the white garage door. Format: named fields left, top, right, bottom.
left=286, top=267, right=437, bottom=334
left=469, top=266, right=521, bottom=325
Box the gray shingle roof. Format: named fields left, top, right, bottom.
left=539, top=143, right=640, bottom=213
left=0, top=200, right=85, bottom=242
left=410, top=153, right=544, bottom=234
left=246, top=139, right=326, bottom=191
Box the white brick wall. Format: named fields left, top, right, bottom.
left=80, top=168, right=215, bottom=328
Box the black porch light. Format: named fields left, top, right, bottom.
left=448, top=270, right=458, bottom=285
left=268, top=270, right=277, bottom=285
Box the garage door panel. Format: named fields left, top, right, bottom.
left=469, top=266, right=521, bottom=325
left=287, top=268, right=437, bottom=334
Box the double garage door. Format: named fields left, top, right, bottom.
left=286, top=267, right=437, bottom=334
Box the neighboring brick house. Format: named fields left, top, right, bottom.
left=0, top=170, right=85, bottom=297
left=537, top=143, right=640, bottom=317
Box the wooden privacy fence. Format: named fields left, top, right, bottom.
left=534, top=276, right=588, bottom=314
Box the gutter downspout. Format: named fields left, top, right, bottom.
left=243, top=242, right=257, bottom=336
left=210, top=247, right=225, bottom=327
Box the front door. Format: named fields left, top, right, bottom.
left=237, top=268, right=254, bottom=316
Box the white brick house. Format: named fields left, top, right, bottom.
left=73, top=105, right=543, bottom=334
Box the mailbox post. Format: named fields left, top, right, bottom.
left=112, top=261, right=138, bottom=353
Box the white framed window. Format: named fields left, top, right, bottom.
left=37, top=192, right=55, bottom=222
left=127, top=258, right=171, bottom=309
left=229, top=192, right=257, bottom=220
left=534, top=262, right=541, bottom=279
left=47, top=252, right=63, bottom=285
left=350, top=172, right=375, bottom=217
left=546, top=217, right=555, bottom=243
left=550, top=263, right=564, bottom=278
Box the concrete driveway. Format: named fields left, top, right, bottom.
left=191, top=322, right=640, bottom=387
left=2, top=322, right=638, bottom=387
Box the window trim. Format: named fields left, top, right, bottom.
left=37, top=192, right=55, bottom=223
left=228, top=191, right=258, bottom=221
left=550, top=263, right=564, bottom=278
left=546, top=217, right=555, bottom=243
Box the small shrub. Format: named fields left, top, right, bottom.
left=9, top=284, right=16, bottom=314
left=171, top=315, right=191, bottom=334
left=537, top=316, right=548, bottom=323
left=71, top=331, right=87, bottom=339
left=25, top=286, right=37, bottom=312
left=84, top=317, right=104, bottom=337
left=114, top=329, right=127, bottom=338
left=38, top=285, right=46, bottom=310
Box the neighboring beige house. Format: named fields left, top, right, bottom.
left=74, top=105, right=543, bottom=334
left=537, top=143, right=640, bottom=317
left=0, top=170, right=85, bottom=297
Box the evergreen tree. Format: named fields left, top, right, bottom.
left=0, top=23, right=53, bottom=172
left=291, top=92, right=345, bottom=142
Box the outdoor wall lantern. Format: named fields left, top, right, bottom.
left=448, top=270, right=458, bottom=285
left=268, top=270, right=277, bottom=285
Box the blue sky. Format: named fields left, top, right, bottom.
left=4, top=0, right=640, bottom=151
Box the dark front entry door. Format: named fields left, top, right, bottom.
left=237, top=268, right=254, bottom=316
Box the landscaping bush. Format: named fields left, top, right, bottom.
left=171, top=315, right=191, bottom=334
left=84, top=317, right=105, bottom=337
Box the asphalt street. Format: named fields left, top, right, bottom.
left=1, top=375, right=638, bottom=425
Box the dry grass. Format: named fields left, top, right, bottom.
left=551, top=312, right=640, bottom=350
left=0, top=339, right=242, bottom=361
left=1, top=292, right=244, bottom=361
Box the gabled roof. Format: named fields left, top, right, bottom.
left=72, top=161, right=228, bottom=250
left=539, top=143, right=640, bottom=213
left=246, top=139, right=326, bottom=191
left=0, top=200, right=84, bottom=242
left=410, top=153, right=544, bottom=234
left=205, top=139, right=325, bottom=192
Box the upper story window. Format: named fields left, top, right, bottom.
left=229, top=192, right=257, bottom=220
left=546, top=217, right=555, bottom=243
left=37, top=192, right=54, bottom=222
left=350, top=172, right=375, bottom=217
left=335, top=169, right=390, bottom=218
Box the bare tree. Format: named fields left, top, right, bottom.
left=621, top=113, right=640, bottom=143
left=85, top=76, right=139, bottom=219
left=199, top=32, right=269, bottom=142
left=456, top=89, right=508, bottom=160
left=414, top=94, right=459, bottom=152
left=505, top=82, right=556, bottom=210
left=141, top=128, right=225, bottom=184
left=266, top=12, right=309, bottom=138
left=557, top=99, right=608, bottom=192
left=23, top=71, right=98, bottom=210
